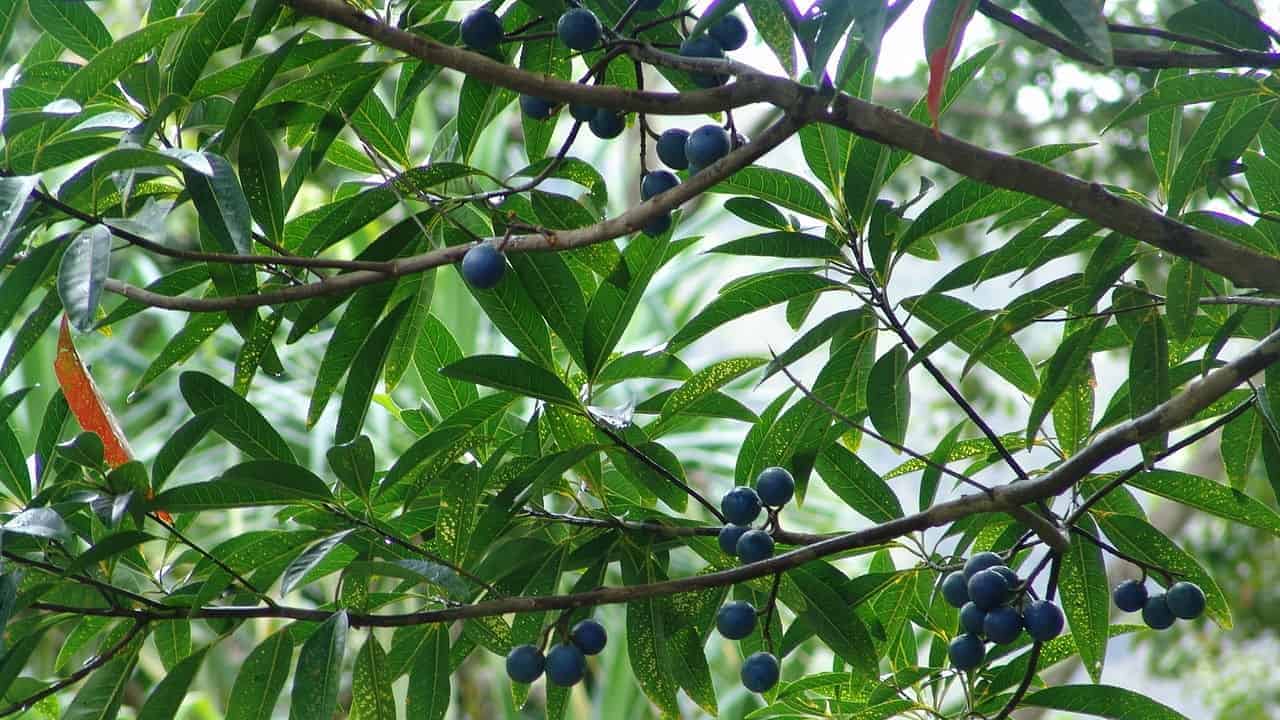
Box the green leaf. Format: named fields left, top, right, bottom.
left=467, top=265, right=555, bottom=370
left=867, top=345, right=909, bottom=448
left=1167, top=96, right=1259, bottom=214
left=63, top=634, right=140, bottom=720
left=815, top=443, right=903, bottom=522
left=168, top=0, right=249, bottom=97
left=289, top=611, right=347, bottom=720
left=620, top=548, right=681, bottom=717
left=242, top=0, right=281, bottom=56
left=152, top=460, right=332, bottom=512
left=28, top=0, right=111, bottom=60
left=57, top=226, right=111, bottom=333
left=405, top=628, right=450, bottom=720
left=308, top=283, right=396, bottom=426
left=1107, top=73, right=1264, bottom=129
left=381, top=393, right=515, bottom=491
left=668, top=273, right=842, bottom=352
left=327, top=435, right=375, bottom=499
left=706, top=230, right=844, bottom=259
left=0, top=241, right=65, bottom=336
left=180, top=371, right=295, bottom=462
left=336, top=305, right=407, bottom=444
left=1026, top=318, right=1106, bottom=445
left=1167, top=2, right=1271, bottom=51
left=137, top=647, right=209, bottom=720
left=221, top=32, right=307, bottom=150
left=0, top=176, right=37, bottom=264
left=902, top=294, right=1039, bottom=395
left=920, top=421, right=964, bottom=510
left=584, top=232, right=670, bottom=377
left=281, top=529, right=355, bottom=595
left=653, top=357, right=766, bottom=433
left=61, top=14, right=198, bottom=103
left=1023, top=685, right=1192, bottom=720
left=350, top=635, right=395, bottom=720
left=1024, top=0, right=1112, bottom=64
left=67, top=530, right=155, bottom=575
left=1165, top=258, right=1203, bottom=341
left=238, top=118, right=285, bottom=245
left=788, top=565, right=877, bottom=677
left=185, top=153, right=252, bottom=255
left=4, top=507, right=68, bottom=540
left=724, top=196, right=790, bottom=229
left=507, top=253, right=588, bottom=370
left=745, top=0, right=795, bottom=76
left=1059, top=516, right=1109, bottom=682
left=1127, top=469, right=1280, bottom=535
left=1053, top=360, right=1095, bottom=456
left=1221, top=407, right=1262, bottom=488
left=133, top=312, right=226, bottom=395
left=440, top=355, right=579, bottom=408
left=226, top=631, right=295, bottom=720
left=414, top=314, right=478, bottom=420
left=711, top=166, right=831, bottom=220
left=1129, top=309, right=1170, bottom=461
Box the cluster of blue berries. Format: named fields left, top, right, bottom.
left=505, top=618, right=608, bottom=687
left=1112, top=578, right=1205, bottom=629
left=678, top=14, right=748, bottom=87
left=710, top=467, right=795, bottom=693
left=942, top=552, right=1065, bottom=671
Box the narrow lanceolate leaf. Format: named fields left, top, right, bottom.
left=350, top=635, right=395, bottom=720
left=788, top=565, right=877, bottom=678
left=180, top=371, right=295, bottom=462
left=54, top=318, right=134, bottom=468
left=1126, top=470, right=1280, bottom=535
left=168, top=0, right=248, bottom=97
left=137, top=648, right=209, bottom=720
left=621, top=548, right=681, bottom=717
left=653, top=357, right=767, bottom=433
left=238, top=119, right=285, bottom=245
left=923, top=0, right=978, bottom=127
left=440, top=355, right=579, bottom=408
left=0, top=176, right=38, bottom=262
left=415, top=314, right=478, bottom=420
left=57, top=226, right=111, bottom=332
left=1023, top=685, right=1192, bottom=720
left=60, top=14, right=199, bottom=103
left=920, top=421, right=964, bottom=510
left=405, top=628, right=450, bottom=720
left=584, top=231, right=670, bottom=377
left=185, top=153, right=253, bottom=254
left=1059, top=515, right=1109, bottom=683
left=281, top=530, right=355, bottom=595
left=710, top=166, right=832, bottom=220
left=868, top=346, right=910, bottom=448
left=1221, top=407, right=1262, bottom=488
left=815, top=444, right=903, bottom=523
left=226, top=632, right=295, bottom=720
left=1026, top=318, right=1106, bottom=445
left=1129, top=310, right=1170, bottom=461
left=1024, top=0, right=1112, bottom=64
left=668, top=273, right=842, bottom=352
left=290, top=611, right=348, bottom=720
left=1053, top=361, right=1095, bottom=456
left=1165, top=258, right=1203, bottom=341
left=152, top=460, right=332, bottom=512
left=380, top=393, right=515, bottom=492
left=335, top=305, right=407, bottom=444
left=28, top=0, right=112, bottom=60
left=63, top=634, right=140, bottom=720
left=903, top=294, right=1039, bottom=395
left=1107, top=73, right=1263, bottom=129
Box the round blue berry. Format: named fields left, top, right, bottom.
left=736, top=529, right=774, bottom=564
left=460, top=244, right=506, bottom=289
left=557, top=8, right=602, bottom=50
left=570, top=619, right=607, bottom=655
left=755, top=466, right=795, bottom=507
left=967, top=569, right=1009, bottom=611
left=716, top=601, right=757, bottom=639
left=941, top=572, right=970, bottom=609
left=641, top=170, right=679, bottom=201
left=685, top=125, right=731, bottom=167
left=1166, top=581, right=1205, bottom=620
left=1112, top=579, right=1148, bottom=613
left=1023, top=600, right=1065, bottom=641
left=643, top=212, right=672, bottom=237
left=959, top=602, right=986, bottom=635
left=991, top=565, right=1020, bottom=591
left=963, top=552, right=1004, bottom=580
left=983, top=606, right=1022, bottom=644
left=718, top=524, right=748, bottom=556
left=519, top=95, right=555, bottom=120
left=679, top=35, right=726, bottom=87
left=1142, top=593, right=1176, bottom=630
left=545, top=643, right=586, bottom=686
left=721, top=486, right=762, bottom=525
left=589, top=109, right=625, bottom=139
left=656, top=128, right=690, bottom=169
left=710, top=14, right=748, bottom=51
left=505, top=644, right=544, bottom=683
left=948, top=633, right=985, bottom=671
left=740, top=652, right=780, bottom=693
left=460, top=9, right=503, bottom=52
left=569, top=102, right=597, bottom=122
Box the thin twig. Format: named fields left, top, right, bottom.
left=150, top=513, right=279, bottom=608
left=0, top=619, right=148, bottom=718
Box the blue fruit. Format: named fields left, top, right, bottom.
left=967, top=569, right=1009, bottom=611
left=1142, top=594, right=1176, bottom=630
left=718, top=524, right=748, bottom=555
left=963, top=552, right=1004, bottom=580
left=991, top=566, right=1020, bottom=590
left=641, top=170, right=679, bottom=201
left=710, top=14, right=748, bottom=51
left=736, top=529, right=775, bottom=564
left=460, top=244, right=506, bottom=289
left=461, top=9, right=503, bottom=52
left=741, top=652, right=780, bottom=693
left=557, top=8, right=602, bottom=50
left=1112, top=579, right=1148, bottom=613
left=1166, top=581, right=1206, bottom=620
left=716, top=601, right=757, bottom=639
left=721, top=486, right=762, bottom=525
left=1023, top=600, right=1065, bottom=641
left=941, top=572, right=970, bottom=608
left=656, top=129, right=690, bottom=169
left=519, top=95, right=555, bottom=120
left=755, top=466, right=794, bottom=507
left=959, top=602, right=986, bottom=635
left=545, top=643, right=586, bottom=686
left=679, top=35, right=726, bottom=87
left=570, top=619, right=607, bottom=655
left=643, top=213, right=672, bottom=236
left=948, top=633, right=985, bottom=671
left=505, top=644, right=544, bottom=683
left=685, top=125, right=731, bottom=167
left=983, top=606, right=1022, bottom=644
left=589, top=109, right=625, bottom=139
left=569, top=102, right=597, bottom=122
